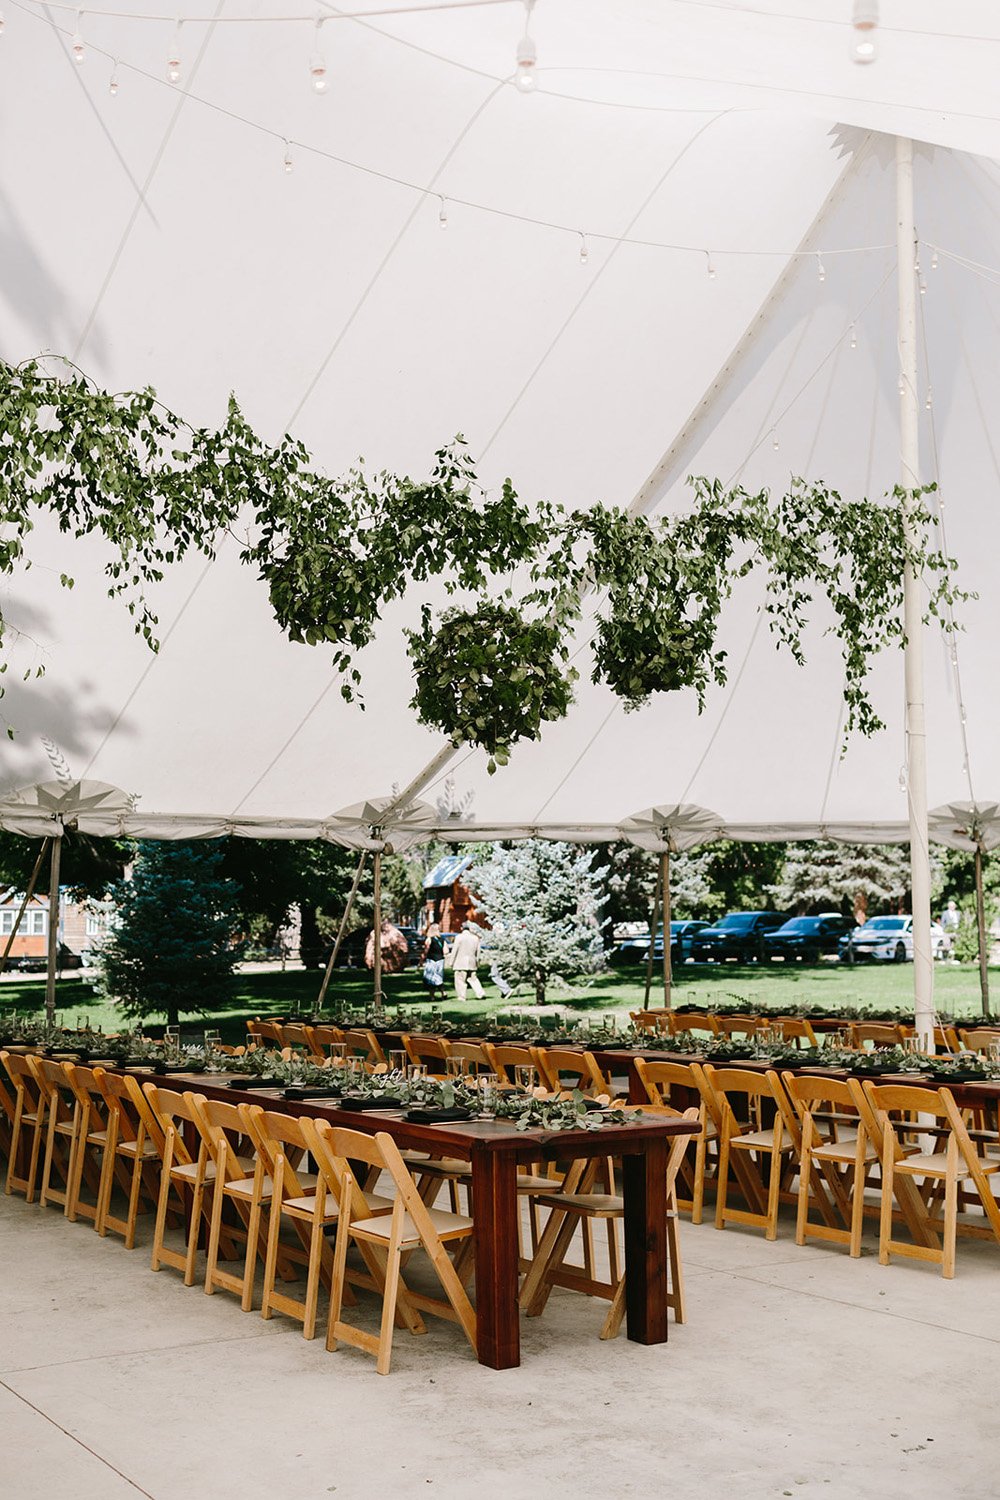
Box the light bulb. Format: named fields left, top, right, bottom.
left=515, top=33, right=536, bottom=92
left=0, top=11, right=6, bottom=34
left=283, top=141, right=293, bottom=174
left=850, top=0, right=877, bottom=63
left=578, top=233, right=589, bottom=265
left=898, top=374, right=906, bottom=396
left=849, top=324, right=858, bottom=349
left=816, top=253, right=826, bottom=283
left=925, top=386, right=933, bottom=410
left=438, top=196, right=448, bottom=230
left=898, top=765, right=908, bottom=793
left=109, top=65, right=119, bottom=96
left=309, top=53, right=327, bottom=92
left=931, top=249, right=939, bottom=270
left=72, top=28, right=84, bottom=64
left=919, top=276, right=927, bottom=295
left=705, top=251, right=716, bottom=279
left=771, top=431, right=779, bottom=451
left=167, top=52, right=181, bottom=84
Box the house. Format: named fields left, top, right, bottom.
left=422, top=855, right=488, bottom=934
left=0, top=889, right=110, bottom=969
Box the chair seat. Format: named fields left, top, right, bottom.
left=351, top=1205, right=473, bottom=1246
left=897, top=1152, right=1000, bottom=1178
left=407, top=1156, right=471, bottom=1179
left=227, top=1170, right=317, bottom=1200
left=283, top=1189, right=394, bottom=1218
left=532, top=1192, right=623, bottom=1217
left=118, top=1138, right=159, bottom=1159
left=732, top=1128, right=794, bottom=1151
left=812, top=1136, right=879, bottom=1164
left=516, top=1171, right=562, bottom=1192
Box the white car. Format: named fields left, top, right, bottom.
left=838, top=915, right=948, bottom=964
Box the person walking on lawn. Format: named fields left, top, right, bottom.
left=448, top=922, right=484, bottom=1001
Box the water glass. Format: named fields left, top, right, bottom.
left=389, top=1049, right=408, bottom=1077
left=165, top=1025, right=180, bottom=1060
left=515, top=1064, right=536, bottom=1092
left=445, top=1056, right=465, bottom=1079
left=477, top=1074, right=498, bottom=1119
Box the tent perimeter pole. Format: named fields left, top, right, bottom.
left=315, top=850, right=368, bottom=1017
left=661, top=848, right=673, bottom=1009
left=896, top=135, right=934, bottom=1050
left=643, top=857, right=662, bottom=1009
left=372, top=847, right=383, bottom=1020
left=975, top=842, right=991, bottom=1020
left=44, top=834, right=62, bottom=1032
left=0, top=838, right=50, bottom=979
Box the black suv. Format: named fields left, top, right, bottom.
left=690, top=911, right=786, bottom=964
left=762, top=915, right=854, bottom=964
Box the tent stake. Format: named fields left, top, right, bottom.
left=0, top=838, right=50, bottom=980
left=661, top=848, right=673, bottom=1010
left=314, top=850, right=368, bottom=1017
left=44, top=835, right=62, bottom=1032
left=896, top=135, right=934, bottom=1052
left=975, top=841, right=991, bottom=1020
left=643, top=857, right=662, bottom=1010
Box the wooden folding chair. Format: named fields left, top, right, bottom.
left=483, top=1043, right=543, bottom=1087
left=242, top=1105, right=389, bottom=1339
left=629, top=1010, right=671, bottom=1034
left=782, top=1072, right=876, bottom=1256
left=31, top=1056, right=83, bottom=1214
left=772, top=1017, right=819, bottom=1048
left=520, top=1109, right=699, bottom=1338
left=445, top=1040, right=492, bottom=1076
left=715, top=1015, right=759, bottom=1039
left=402, top=1034, right=452, bottom=1079
left=246, top=1019, right=283, bottom=1048
left=535, top=1048, right=608, bottom=1098
left=144, top=1084, right=214, bottom=1285
left=703, top=1065, right=802, bottom=1240
left=310, top=1025, right=346, bottom=1060
left=62, top=1063, right=115, bottom=1225
left=308, top=1120, right=477, bottom=1375
left=187, top=1095, right=270, bottom=1310
left=0, top=1073, right=15, bottom=1170
left=863, top=1081, right=1000, bottom=1278
left=343, top=1029, right=386, bottom=1069
left=634, top=1057, right=716, bottom=1223
left=958, top=1027, right=1000, bottom=1055
left=93, top=1069, right=160, bottom=1247
left=849, top=1022, right=904, bottom=1050
left=1, top=1050, right=47, bottom=1201
left=278, top=1023, right=324, bottom=1060
left=668, top=1012, right=720, bottom=1038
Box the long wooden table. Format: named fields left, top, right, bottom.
left=127, top=1067, right=698, bottom=1372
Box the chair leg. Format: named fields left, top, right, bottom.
left=692, top=1133, right=705, bottom=1226
left=241, top=1189, right=264, bottom=1312
left=326, top=1206, right=352, bottom=1352
left=302, top=1206, right=326, bottom=1340
left=260, top=1188, right=283, bottom=1320
left=942, top=1139, right=959, bottom=1280
left=795, top=1124, right=812, bottom=1247
left=765, top=1142, right=782, bottom=1241
left=715, top=1127, right=731, bottom=1230
left=849, top=1132, right=866, bottom=1259
left=124, top=1149, right=147, bottom=1251
left=666, top=1210, right=686, bottom=1324
left=205, top=1172, right=226, bottom=1297
left=95, top=1113, right=118, bottom=1237
left=150, top=1132, right=175, bottom=1272
left=376, top=1239, right=403, bottom=1376
left=185, top=1173, right=207, bottom=1287
left=878, top=1136, right=895, bottom=1267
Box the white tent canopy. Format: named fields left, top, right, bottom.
left=1, top=2, right=1000, bottom=848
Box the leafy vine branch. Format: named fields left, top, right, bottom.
left=0, top=358, right=969, bottom=765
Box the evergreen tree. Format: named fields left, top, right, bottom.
left=99, top=842, right=243, bottom=1025
left=470, top=840, right=605, bottom=1004
left=767, top=842, right=914, bottom=923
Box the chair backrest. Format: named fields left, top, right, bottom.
left=95, top=1068, right=148, bottom=1148
left=279, top=1023, right=323, bottom=1059
left=187, top=1094, right=258, bottom=1183
left=402, top=1034, right=451, bottom=1072
left=629, top=1010, right=671, bottom=1034
left=142, top=1083, right=206, bottom=1142
left=1, top=1049, right=44, bottom=1110
left=849, top=1022, right=904, bottom=1049
left=63, top=1063, right=112, bottom=1123
left=771, top=1017, right=818, bottom=1047
left=715, top=1016, right=760, bottom=1039
left=634, top=1057, right=708, bottom=1108
left=343, top=1028, right=386, bottom=1066
left=29, top=1056, right=79, bottom=1120
left=246, top=1019, right=283, bottom=1047
left=958, top=1027, right=1000, bottom=1054
left=310, top=1025, right=345, bottom=1056
left=239, top=1104, right=315, bottom=1201
left=307, top=1119, right=435, bottom=1225
left=702, top=1065, right=800, bottom=1145
left=446, top=1040, right=491, bottom=1075
left=535, top=1048, right=606, bottom=1096
left=669, top=1012, right=720, bottom=1037
left=483, top=1042, right=543, bottom=1085
left=780, top=1071, right=868, bottom=1135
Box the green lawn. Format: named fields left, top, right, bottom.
left=1, top=957, right=995, bottom=1042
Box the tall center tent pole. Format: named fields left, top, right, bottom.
left=896, top=135, right=934, bottom=1051
left=44, top=832, right=62, bottom=1032
left=372, top=839, right=384, bottom=1020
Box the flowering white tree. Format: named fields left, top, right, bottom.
left=471, top=841, right=606, bottom=1004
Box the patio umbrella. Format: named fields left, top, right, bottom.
left=619, top=805, right=722, bottom=1010
left=929, top=802, right=1000, bottom=1019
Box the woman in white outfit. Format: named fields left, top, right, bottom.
left=448, top=923, right=485, bottom=1001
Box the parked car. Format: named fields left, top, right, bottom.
left=609, top=921, right=709, bottom=967
left=762, top=915, right=855, bottom=964
left=6, top=944, right=84, bottom=973
left=838, top=916, right=948, bottom=964
left=690, top=911, right=786, bottom=964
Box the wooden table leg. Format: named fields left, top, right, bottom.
left=470, top=1147, right=520, bottom=1370
left=622, top=1137, right=669, bottom=1346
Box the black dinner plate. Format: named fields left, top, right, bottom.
left=404, top=1106, right=474, bottom=1124
left=338, top=1094, right=405, bottom=1111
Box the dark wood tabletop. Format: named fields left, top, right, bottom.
left=124, top=1066, right=699, bottom=1371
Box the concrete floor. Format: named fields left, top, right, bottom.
left=2, top=1188, right=998, bottom=1500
